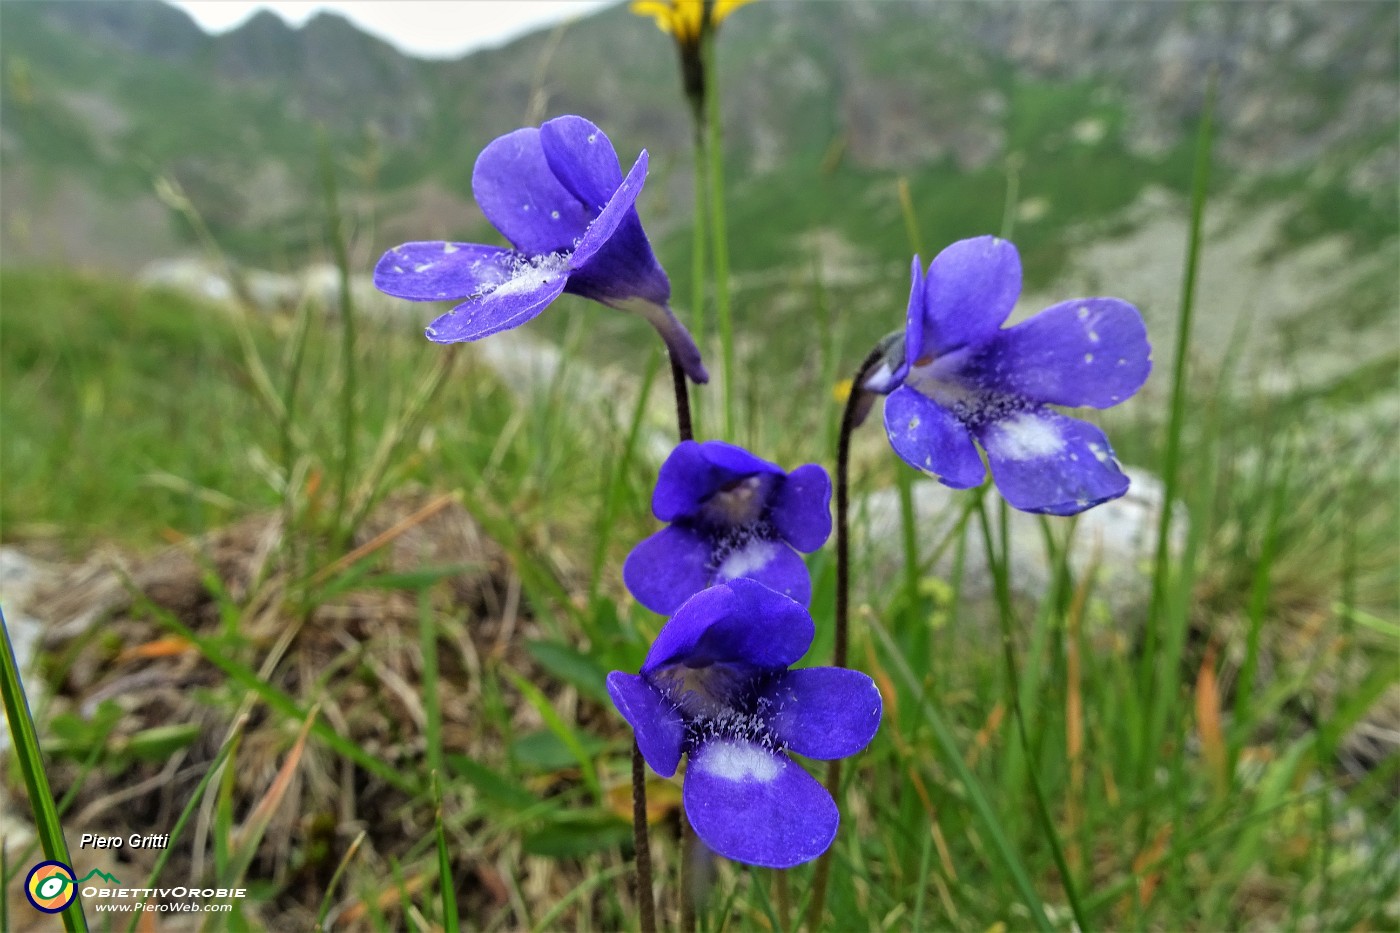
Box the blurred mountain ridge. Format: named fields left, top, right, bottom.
left=0, top=0, right=1395, bottom=275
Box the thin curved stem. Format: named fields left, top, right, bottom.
left=670, top=349, right=695, bottom=443
left=833, top=344, right=886, bottom=668
left=807, top=343, right=888, bottom=929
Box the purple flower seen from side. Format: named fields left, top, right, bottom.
left=873, top=236, right=1151, bottom=515
left=608, top=578, right=882, bottom=868
left=373, top=115, right=707, bottom=383
left=624, top=440, right=831, bottom=615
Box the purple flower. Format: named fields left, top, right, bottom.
left=874, top=236, right=1151, bottom=515
left=608, top=578, right=882, bottom=868
left=373, top=115, right=707, bottom=383
left=624, top=441, right=831, bottom=615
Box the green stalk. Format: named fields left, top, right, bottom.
left=432, top=773, right=461, bottom=933
left=0, top=608, right=86, bottom=932
left=1142, top=74, right=1216, bottom=782
left=319, top=134, right=358, bottom=552
left=869, top=613, right=1054, bottom=933
left=587, top=354, right=660, bottom=609
left=975, top=500, right=1089, bottom=931
left=420, top=593, right=445, bottom=780
left=702, top=32, right=736, bottom=440
left=689, top=115, right=710, bottom=438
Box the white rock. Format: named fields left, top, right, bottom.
left=854, top=466, right=1187, bottom=634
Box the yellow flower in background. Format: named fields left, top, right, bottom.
left=631, top=0, right=754, bottom=47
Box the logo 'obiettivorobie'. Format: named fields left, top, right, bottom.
left=24, top=862, right=122, bottom=914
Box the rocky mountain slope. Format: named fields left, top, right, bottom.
left=1, top=1, right=1394, bottom=268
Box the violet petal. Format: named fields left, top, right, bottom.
left=424, top=256, right=570, bottom=343
left=683, top=738, right=838, bottom=869
left=373, top=242, right=515, bottom=302
left=920, top=236, right=1021, bottom=357
left=973, top=408, right=1130, bottom=515
left=471, top=127, right=590, bottom=255
left=770, top=464, right=833, bottom=553
left=760, top=668, right=882, bottom=760
left=606, top=672, right=685, bottom=778
left=713, top=538, right=811, bottom=607
left=900, top=254, right=927, bottom=377
left=567, top=151, right=651, bottom=275
left=965, top=297, right=1151, bottom=409
left=623, top=524, right=712, bottom=616
left=652, top=441, right=783, bottom=523
left=641, top=578, right=812, bottom=675
left=539, top=115, right=624, bottom=210
left=883, top=386, right=986, bottom=488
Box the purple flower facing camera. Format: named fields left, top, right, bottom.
left=374, top=115, right=707, bottom=383
left=624, top=441, right=831, bottom=615
left=608, top=578, right=882, bottom=868
left=874, top=236, right=1151, bottom=515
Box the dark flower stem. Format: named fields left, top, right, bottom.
left=680, top=816, right=697, bottom=932
left=808, top=342, right=888, bottom=928
left=833, top=344, right=887, bottom=668
left=670, top=349, right=695, bottom=443
left=631, top=741, right=657, bottom=933
left=629, top=347, right=696, bottom=933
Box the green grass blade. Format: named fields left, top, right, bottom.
left=1142, top=73, right=1217, bottom=780
left=0, top=607, right=87, bottom=932
left=127, top=715, right=247, bottom=931
left=703, top=32, right=736, bottom=440
left=503, top=671, right=602, bottom=804
left=587, top=352, right=660, bottom=608
left=868, top=615, right=1054, bottom=933
left=976, top=500, right=1089, bottom=931
left=432, top=773, right=461, bottom=933
left=419, top=592, right=445, bottom=779
left=318, top=131, right=359, bottom=552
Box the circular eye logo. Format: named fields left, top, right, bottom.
left=25, top=861, right=77, bottom=913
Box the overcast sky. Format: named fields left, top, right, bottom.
left=167, top=1, right=617, bottom=59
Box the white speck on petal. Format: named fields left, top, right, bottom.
left=1088, top=330, right=1099, bottom=343
left=443, top=243, right=459, bottom=254
left=908, top=416, right=921, bottom=430
left=1117, top=359, right=1127, bottom=366
left=480, top=252, right=570, bottom=300
left=1084, top=353, right=1094, bottom=364
left=413, top=262, right=434, bottom=273
left=392, top=265, right=403, bottom=274
left=550, top=210, right=560, bottom=220
left=1088, top=442, right=1111, bottom=464
left=716, top=540, right=778, bottom=583
left=988, top=413, right=1065, bottom=461
left=522, top=204, right=530, bottom=211
left=587, top=133, right=597, bottom=143
left=698, top=740, right=780, bottom=783
left=1077, top=306, right=1090, bottom=320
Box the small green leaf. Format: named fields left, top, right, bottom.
left=510, top=730, right=608, bottom=774
left=525, top=639, right=610, bottom=704
left=521, top=813, right=631, bottom=859
left=445, top=755, right=539, bottom=811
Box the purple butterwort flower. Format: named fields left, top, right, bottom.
left=373, top=115, right=707, bottom=383
left=872, top=236, right=1151, bottom=516
left=624, top=440, right=831, bottom=615
left=608, top=578, right=882, bottom=868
